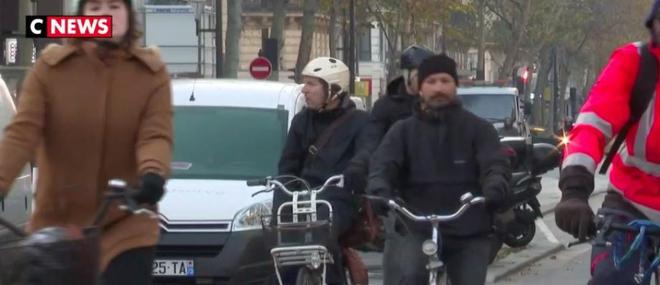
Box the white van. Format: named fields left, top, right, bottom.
left=0, top=75, right=33, bottom=238
left=154, top=79, right=305, bottom=284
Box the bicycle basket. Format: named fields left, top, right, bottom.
left=261, top=215, right=336, bottom=251
left=0, top=227, right=100, bottom=285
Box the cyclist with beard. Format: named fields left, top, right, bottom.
left=367, top=54, right=510, bottom=285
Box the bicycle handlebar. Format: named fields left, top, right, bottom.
left=246, top=178, right=267, bottom=187
left=92, top=179, right=158, bottom=226
left=365, top=193, right=485, bottom=223
left=567, top=217, right=660, bottom=248
left=247, top=175, right=344, bottom=197
left=0, top=179, right=156, bottom=238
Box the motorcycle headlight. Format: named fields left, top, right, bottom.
left=232, top=200, right=272, bottom=231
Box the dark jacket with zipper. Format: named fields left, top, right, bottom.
left=275, top=97, right=370, bottom=208
left=367, top=100, right=510, bottom=237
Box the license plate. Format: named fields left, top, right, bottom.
left=152, top=259, right=194, bottom=276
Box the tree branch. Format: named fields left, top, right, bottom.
left=485, top=1, right=513, bottom=29
left=365, top=1, right=397, bottom=53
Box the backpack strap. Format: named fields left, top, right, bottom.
left=599, top=43, right=657, bottom=174
left=305, top=108, right=357, bottom=166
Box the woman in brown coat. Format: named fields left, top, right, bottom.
left=0, top=0, right=172, bottom=284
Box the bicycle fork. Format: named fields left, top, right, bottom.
left=425, top=222, right=444, bottom=285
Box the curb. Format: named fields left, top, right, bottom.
left=486, top=243, right=565, bottom=283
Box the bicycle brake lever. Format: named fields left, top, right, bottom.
left=251, top=189, right=271, bottom=197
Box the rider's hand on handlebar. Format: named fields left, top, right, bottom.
left=482, top=177, right=509, bottom=212
left=555, top=189, right=595, bottom=240
left=372, top=200, right=390, bottom=217
left=133, top=172, right=166, bottom=206
left=343, top=167, right=367, bottom=194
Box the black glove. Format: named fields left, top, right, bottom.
left=343, top=167, right=367, bottom=194
left=372, top=198, right=391, bottom=217
left=555, top=165, right=596, bottom=240
left=555, top=190, right=595, bottom=239
left=133, top=172, right=166, bottom=205
left=483, top=176, right=509, bottom=212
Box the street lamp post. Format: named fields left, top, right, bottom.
left=190, top=0, right=205, bottom=77
left=190, top=0, right=222, bottom=78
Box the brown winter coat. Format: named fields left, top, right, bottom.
left=0, top=41, right=173, bottom=270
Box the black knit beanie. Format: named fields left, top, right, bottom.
left=417, top=54, right=459, bottom=89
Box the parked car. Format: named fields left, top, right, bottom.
left=458, top=86, right=534, bottom=170
left=0, top=75, right=33, bottom=238
left=458, top=86, right=530, bottom=138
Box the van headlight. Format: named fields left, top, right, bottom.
left=232, top=200, right=272, bottom=231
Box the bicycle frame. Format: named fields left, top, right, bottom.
left=589, top=210, right=660, bottom=285
left=249, top=175, right=343, bottom=285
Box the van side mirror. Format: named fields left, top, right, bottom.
left=530, top=143, right=561, bottom=176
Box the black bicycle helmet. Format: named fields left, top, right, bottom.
left=400, top=45, right=435, bottom=70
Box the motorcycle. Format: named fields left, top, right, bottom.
left=489, top=139, right=561, bottom=263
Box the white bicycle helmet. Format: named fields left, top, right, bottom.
left=301, top=57, right=350, bottom=99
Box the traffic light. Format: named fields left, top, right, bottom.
left=521, top=68, right=529, bottom=84
left=515, top=66, right=530, bottom=95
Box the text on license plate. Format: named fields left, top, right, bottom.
left=152, top=259, right=194, bottom=276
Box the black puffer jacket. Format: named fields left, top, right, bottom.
left=368, top=101, right=510, bottom=237
left=348, top=77, right=418, bottom=185
left=276, top=97, right=370, bottom=207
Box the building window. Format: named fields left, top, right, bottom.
left=358, top=28, right=371, bottom=62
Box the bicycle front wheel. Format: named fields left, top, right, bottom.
left=295, top=267, right=323, bottom=285
left=436, top=271, right=451, bottom=285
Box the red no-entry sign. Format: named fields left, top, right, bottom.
left=249, top=57, right=272, bottom=80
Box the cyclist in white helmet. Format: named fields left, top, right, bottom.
left=274, top=57, right=370, bottom=284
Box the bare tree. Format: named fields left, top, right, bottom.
left=270, top=0, right=288, bottom=81
left=328, top=0, right=340, bottom=58
left=294, top=0, right=320, bottom=83
left=223, top=0, right=242, bottom=78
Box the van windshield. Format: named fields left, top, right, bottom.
left=171, top=106, right=289, bottom=180
left=459, top=94, right=516, bottom=122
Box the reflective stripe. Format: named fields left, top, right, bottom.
left=563, top=152, right=597, bottom=174
left=633, top=41, right=643, bottom=54
left=619, top=146, right=660, bottom=177
left=634, top=94, right=656, bottom=158
left=575, top=112, right=613, bottom=139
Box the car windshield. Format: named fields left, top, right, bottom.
left=171, top=106, right=289, bottom=180
left=459, top=94, right=516, bottom=122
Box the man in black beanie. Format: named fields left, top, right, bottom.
left=367, top=54, right=510, bottom=285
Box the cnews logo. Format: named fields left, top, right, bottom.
left=26, top=16, right=112, bottom=38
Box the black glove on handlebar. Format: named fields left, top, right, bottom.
left=134, top=172, right=166, bottom=206
left=343, top=166, right=367, bottom=195
left=483, top=175, right=509, bottom=212
left=556, top=166, right=596, bottom=240
left=555, top=189, right=595, bottom=240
